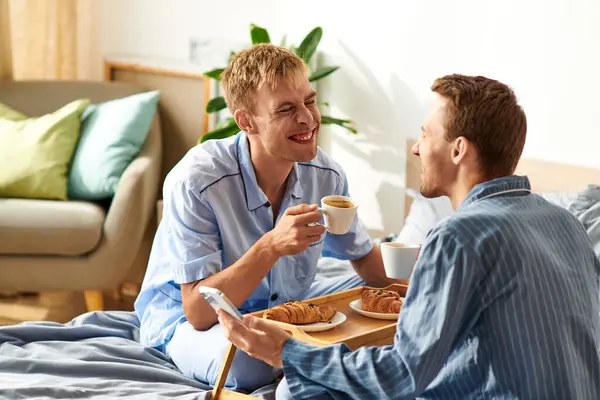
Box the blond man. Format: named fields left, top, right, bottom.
left=134, top=44, right=390, bottom=392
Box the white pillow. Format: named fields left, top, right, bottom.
left=395, top=189, right=454, bottom=245
left=537, top=191, right=579, bottom=209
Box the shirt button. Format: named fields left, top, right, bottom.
left=270, top=293, right=278, bottom=301
left=264, top=202, right=271, bottom=208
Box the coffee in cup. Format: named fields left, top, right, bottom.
left=322, top=199, right=355, bottom=209
left=316, top=195, right=358, bottom=235
left=380, top=242, right=420, bottom=279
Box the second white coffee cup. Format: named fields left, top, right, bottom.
left=381, top=242, right=421, bottom=279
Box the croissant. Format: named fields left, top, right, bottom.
left=263, top=301, right=337, bottom=324
left=361, top=289, right=402, bottom=314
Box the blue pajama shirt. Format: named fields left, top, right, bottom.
left=278, top=176, right=600, bottom=399
left=134, top=132, right=373, bottom=391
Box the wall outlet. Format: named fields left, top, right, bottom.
left=189, top=38, right=204, bottom=65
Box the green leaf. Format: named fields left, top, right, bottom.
left=204, top=68, right=224, bottom=80
left=200, top=119, right=240, bottom=143
left=322, top=116, right=352, bottom=124
left=215, top=116, right=236, bottom=129
left=228, top=50, right=236, bottom=63
left=309, top=66, right=340, bottom=82
left=321, top=115, right=358, bottom=134
left=295, top=27, right=322, bottom=64
left=250, top=24, right=271, bottom=44
left=206, top=96, right=227, bottom=113
left=280, top=34, right=287, bottom=47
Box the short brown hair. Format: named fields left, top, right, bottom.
left=431, top=74, right=527, bottom=178
left=220, top=43, right=309, bottom=113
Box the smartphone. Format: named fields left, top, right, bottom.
left=197, top=286, right=243, bottom=322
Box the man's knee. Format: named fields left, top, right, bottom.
left=276, top=378, right=294, bottom=400
left=166, top=321, right=278, bottom=391
left=303, top=273, right=366, bottom=299
left=276, top=377, right=332, bottom=400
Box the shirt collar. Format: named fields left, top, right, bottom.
left=236, top=133, right=303, bottom=212
left=287, top=164, right=304, bottom=200
left=457, top=175, right=532, bottom=212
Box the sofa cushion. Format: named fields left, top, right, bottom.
left=0, top=99, right=90, bottom=200
left=67, top=91, right=160, bottom=200
left=0, top=199, right=105, bottom=256
left=0, top=103, right=27, bottom=120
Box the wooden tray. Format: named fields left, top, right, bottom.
left=211, top=283, right=407, bottom=399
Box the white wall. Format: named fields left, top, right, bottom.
left=100, top=0, right=600, bottom=235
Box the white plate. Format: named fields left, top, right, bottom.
left=349, top=299, right=401, bottom=320
left=291, top=311, right=347, bottom=332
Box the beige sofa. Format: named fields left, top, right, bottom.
left=0, top=81, right=162, bottom=312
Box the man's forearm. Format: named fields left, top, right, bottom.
left=182, top=234, right=279, bottom=330
left=200, top=234, right=279, bottom=306
left=281, top=339, right=419, bottom=400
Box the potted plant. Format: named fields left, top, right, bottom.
left=199, top=24, right=357, bottom=143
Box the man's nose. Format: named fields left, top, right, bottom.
left=296, top=105, right=313, bottom=125
left=411, top=139, right=421, bottom=156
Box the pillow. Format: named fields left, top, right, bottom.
left=396, top=187, right=599, bottom=253
left=0, top=99, right=90, bottom=200
left=67, top=90, right=160, bottom=200
left=395, top=189, right=454, bottom=245
left=538, top=191, right=580, bottom=209
left=0, top=103, right=27, bottom=121
left=564, top=185, right=600, bottom=259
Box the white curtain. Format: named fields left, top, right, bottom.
left=0, top=0, right=100, bottom=81
left=0, top=0, right=13, bottom=81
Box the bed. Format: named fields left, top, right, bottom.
left=1, top=140, right=598, bottom=399
left=401, top=139, right=600, bottom=256
left=0, top=263, right=360, bottom=400
left=404, top=138, right=600, bottom=217
left=0, top=310, right=282, bottom=399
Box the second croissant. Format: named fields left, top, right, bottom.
left=361, top=289, right=403, bottom=314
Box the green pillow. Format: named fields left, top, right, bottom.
left=0, top=103, right=27, bottom=120
left=67, top=90, right=160, bottom=200
left=0, top=99, right=90, bottom=200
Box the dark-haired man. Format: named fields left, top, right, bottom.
left=219, top=74, right=600, bottom=399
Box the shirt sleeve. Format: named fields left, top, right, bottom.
left=321, top=169, right=373, bottom=260
left=281, top=225, right=485, bottom=399
left=164, top=178, right=222, bottom=284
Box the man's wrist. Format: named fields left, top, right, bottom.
left=255, top=232, right=280, bottom=264
left=279, top=336, right=293, bottom=365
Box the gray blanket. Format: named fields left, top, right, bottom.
left=0, top=310, right=276, bottom=399
left=0, top=259, right=358, bottom=399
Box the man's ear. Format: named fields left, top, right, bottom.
left=451, top=136, right=469, bottom=165
left=234, top=110, right=255, bottom=135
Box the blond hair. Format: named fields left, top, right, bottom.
left=220, top=43, right=309, bottom=112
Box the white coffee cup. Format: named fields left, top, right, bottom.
left=316, top=195, right=358, bottom=235
left=380, top=242, right=421, bottom=279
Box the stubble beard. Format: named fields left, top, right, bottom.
left=419, top=176, right=443, bottom=199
